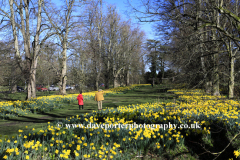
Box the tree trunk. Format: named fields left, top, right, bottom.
left=212, top=52, right=220, bottom=96
left=11, top=85, right=17, bottom=93
left=26, top=49, right=32, bottom=99
left=8, top=0, right=48, bottom=100
left=30, top=0, right=42, bottom=98
left=228, top=0, right=238, bottom=98
left=212, top=5, right=220, bottom=96
left=113, top=67, right=123, bottom=88
left=10, top=65, right=17, bottom=93
left=60, top=42, right=67, bottom=95
left=205, top=81, right=212, bottom=94
left=94, top=0, right=102, bottom=91
left=9, top=0, right=20, bottom=94
left=229, top=51, right=234, bottom=98
left=30, top=57, right=38, bottom=98
left=226, top=39, right=237, bottom=99
left=27, top=81, right=32, bottom=99
left=126, top=68, right=130, bottom=86
left=198, top=0, right=208, bottom=92
left=201, top=39, right=208, bottom=92
left=114, top=76, right=119, bottom=88
left=22, top=0, right=31, bottom=98
left=31, top=75, right=36, bottom=98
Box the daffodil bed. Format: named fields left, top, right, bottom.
left=0, top=84, right=144, bottom=119
left=0, top=87, right=240, bottom=159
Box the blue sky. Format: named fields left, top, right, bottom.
left=104, top=0, right=155, bottom=40
left=51, top=0, right=156, bottom=40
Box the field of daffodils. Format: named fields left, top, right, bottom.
left=0, top=85, right=140, bottom=120
left=0, top=85, right=240, bottom=159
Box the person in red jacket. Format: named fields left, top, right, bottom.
left=77, top=91, right=84, bottom=110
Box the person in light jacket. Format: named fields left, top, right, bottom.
left=77, top=91, right=84, bottom=110
left=95, top=89, right=104, bottom=110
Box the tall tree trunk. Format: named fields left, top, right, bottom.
left=57, top=0, right=75, bottom=95
left=198, top=0, right=208, bottom=93
left=27, top=80, right=32, bottom=99
left=113, top=76, right=118, bottom=88
left=201, top=46, right=208, bottom=92
left=10, top=64, right=17, bottom=93
left=8, top=0, right=47, bottom=99
left=229, top=49, right=234, bottom=98
left=30, top=0, right=42, bottom=98
left=60, top=42, right=67, bottom=95
left=21, top=0, right=32, bottom=100
left=227, top=0, right=239, bottom=98
left=225, top=39, right=237, bottom=99
left=26, top=50, right=32, bottom=99
left=95, top=80, right=99, bottom=91
left=30, top=57, right=38, bottom=98
left=212, top=45, right=220, bottom=96
left=9, top=0, right=20, bottom=93
left=212, top=2, right=220, bottom=96
left=126, top=67, right=130, bottom=86
left=95, top=0, right=103, bottom=91
left=11, top=84, right=17, bottom=93
left=113, top=67, right=123, bottom=88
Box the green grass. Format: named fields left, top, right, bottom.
left=1, top=84, right=236, bottom=160
left=0, top=84, right=176, bottom=138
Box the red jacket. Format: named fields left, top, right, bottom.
left=77, top=94, right=84, bottom=105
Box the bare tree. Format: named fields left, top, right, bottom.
left=44, top=0, right=84, bottom=95
left=83, top=0, right=104, bottom=90
left=0, top=0, right=56, bottom=99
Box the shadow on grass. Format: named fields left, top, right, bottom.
left=102, top=103, right=118, bottom=108
left=6, top=115, right=53, bottom=124
left=40, top=112, right=72, bottom=119
left=0, top=97, right=15, bottom=101
left=182, top=122, right=238, bottom=160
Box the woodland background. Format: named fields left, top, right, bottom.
left=1, top=0, right=240, bottom=99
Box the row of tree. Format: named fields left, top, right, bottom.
left=129, top=0, right=240, bottom=98
left=0, top=0, right=146, bottom=99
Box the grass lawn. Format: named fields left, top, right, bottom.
left=0, top=84, right=176, bottom=138
left=1, top=84, right=236, bottom=160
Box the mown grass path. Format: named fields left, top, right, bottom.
left=0, top=85, right=175, bottom=138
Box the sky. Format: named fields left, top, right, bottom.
left=104, top=0, right=155, bottom=40
left=51, top=0, right=156, bottom=40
